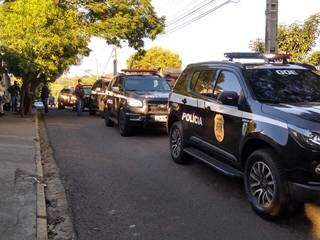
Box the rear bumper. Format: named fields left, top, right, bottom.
left=125, top=112, right=167, bottom=127
left=289, top=182, right=320, bottom=203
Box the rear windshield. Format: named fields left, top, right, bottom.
left=245, top=69, right=320, bottom=103
left=123, top=75, right=170, bottom=92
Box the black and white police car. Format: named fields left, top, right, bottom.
left=168, top=52, right=320, bottom=219
left=104, top=69, right=171, bottom=136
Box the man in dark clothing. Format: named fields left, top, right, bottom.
left=75, top=79, right=84, bottom=116
left=41, top=84, right=50, bottom=114
left=8, top=81, right=20, bottom=112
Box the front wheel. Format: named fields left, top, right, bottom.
left=244, top=149, right=298, bottom=219
left=104, top=108, right=114, bottom=127
left=169, top=122, right=189, bottom=164
left=118, top=110, right=132, bottom=137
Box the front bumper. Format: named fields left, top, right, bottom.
left=289, top=182, right=320, bottom=203
left=125, top=112, right=167, bottom=127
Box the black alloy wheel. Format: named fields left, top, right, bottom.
left=169, top=122, right=188, bottom=164
left=118, top=109, right=132, bottom=137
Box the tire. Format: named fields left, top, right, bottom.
left=169, top=121, right=189, bottom=164
left=118, top=110, right=132, bottom=137
left=244, top=149, right=298, bottom=220
left=104, top=109, right=114, bottom=127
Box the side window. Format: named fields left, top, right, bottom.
left=190, top=71, right=201, bottom=90
left=174, top=70, right=189, bottom=94
left=193, top=70, right=217, bottom=98
left=214, top=71, right=242, bottom=98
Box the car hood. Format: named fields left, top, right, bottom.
left=262, top=102, right=320, bottom=130
left=127, top=91, right=169, bottom=100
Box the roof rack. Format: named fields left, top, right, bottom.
left=121, top=69, right=159, bottom=75
left=224, top=52, right=292, bottom=64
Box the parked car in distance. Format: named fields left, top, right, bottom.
left=58, top=87, right=76, bottom=109
left=89, top=78, right=112, bottom=116
left=82, top=85, right=92, bottom=110
left=104, top=69, right=171, bottom=136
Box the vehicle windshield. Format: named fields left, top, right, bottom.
left=124, top=75, right=170, bottom=92
left=245, top=68, right=320, bottom=103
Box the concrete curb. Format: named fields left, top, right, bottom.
left=35, top=111, right=48, bottom=240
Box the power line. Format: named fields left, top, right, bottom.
left=165, top=0, right=239, bottom=36
left=101, top=48, right=114, bottom=76
left=166, top=0, right=219, bottom=27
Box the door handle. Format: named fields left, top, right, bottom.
left=182, top=98, right=187, bottom=104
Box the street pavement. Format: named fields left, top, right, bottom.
left=44, top=109, right=316, bottom=240
left=0, top=113, right=36, bottom=240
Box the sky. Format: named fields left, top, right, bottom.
left=66, top=0, right=320, bottom=77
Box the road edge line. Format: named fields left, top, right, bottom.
left=35, top=111, right=48, bottom=240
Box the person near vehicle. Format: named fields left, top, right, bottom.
left=48, top=95, right=55, bottom=108
left=41, top=84, right=50, bottom=114
left=75, top=79, right=84, bottom=116
left=0, top=81, right=5, bottom=117
left=8, top=81, right=20, bottom=112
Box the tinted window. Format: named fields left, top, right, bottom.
left=246, top=69, right=320, bottom=103
left=190, top=71, right=201, bottom=90
left=214, top=71, right=242, bottom=98
left=174, top=71, right=188, bottom=94
left=193, top=70, right=217, bottom=97
left=124, top=76, right=170, bottom=92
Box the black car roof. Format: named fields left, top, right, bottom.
left=186, top=61, right=310, bottom=71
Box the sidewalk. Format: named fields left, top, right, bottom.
left=0, top=113, right=37, bottom=240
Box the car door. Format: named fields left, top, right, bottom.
left=187, top=69, right=218, bottom=145
left=203, top=70, right=244, bottom=163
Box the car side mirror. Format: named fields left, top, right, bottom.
left=218, top=91, right=239, bottom=107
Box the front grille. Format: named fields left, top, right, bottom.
left=147, top=101, right=168, bottom=114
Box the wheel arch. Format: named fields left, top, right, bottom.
left=240, top=137, right=280, bottom=169
left=167, top=112, right=180, bottom=133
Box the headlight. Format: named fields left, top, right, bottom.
left=289, top=124, right=320, bottom=149
left=127, top=98, right=143, bottom=108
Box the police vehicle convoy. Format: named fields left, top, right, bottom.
left=168, top=52, right=320, bottom=219
left=104, top=69, right=171, bottom=136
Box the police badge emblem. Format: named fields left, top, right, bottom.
left=214, top=114, right=224, bottom=142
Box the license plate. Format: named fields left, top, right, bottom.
left=155, top=115, right=167, bottom=122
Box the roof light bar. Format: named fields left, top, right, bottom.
left=264, top=53, right=291, bottom=62
left=224, top=52, right=264, bottom=61
left=121, top=69, right=159, bottom=75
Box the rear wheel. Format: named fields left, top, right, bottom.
left=118, top=109, right=132, bottom=137
left=169, top=121, right=189, bottom=164
left=104, top=108, right=114, bottom=127
left=244, top=149, right=298, bottom=219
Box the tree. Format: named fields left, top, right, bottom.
left=249, top=13, right=320, bottom=63
left=249, top=38, right=265, bottom=54
left=57, top=0, right=165, bottom=50
left=0, top=0, right=164, bottom=114
left=0, top=0, right=90, bottom=114
left=307, top=51, right=320, bottom=66
left=127, top=47, right=182, bottom=71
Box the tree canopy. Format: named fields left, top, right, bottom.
left=0, top=0, right=164, bottom=113
left=250, top=13, right=320, bottom=63
left=127, top=47, right=182, bottom=70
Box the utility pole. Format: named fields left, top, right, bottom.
left=265, top=0, right=278, bottom=53
left=113, top=47, right=118, bottom=76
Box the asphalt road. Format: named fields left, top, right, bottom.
left=44, top=109, right=315, bottom=240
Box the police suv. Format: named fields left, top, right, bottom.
left=104, top=69, right=170, bottom=136
left=168, top=53, right=320, bottom=219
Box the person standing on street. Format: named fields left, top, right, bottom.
left=75, top=79, right=84, bottom=116
left=0, top=81, right=5, bottom=117
left=41, top=84, right=50, bottom=114
left=8, top=81, right=20, bottom=112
